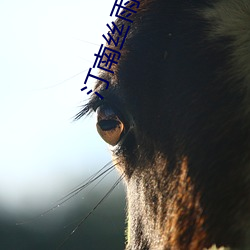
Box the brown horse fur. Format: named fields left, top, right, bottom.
left=78, top=0, right=250, bottom=249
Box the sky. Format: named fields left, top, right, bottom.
left=0, top=0, right=117, bottom=214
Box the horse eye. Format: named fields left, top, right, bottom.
left=96, top=105, right=125, bottom=146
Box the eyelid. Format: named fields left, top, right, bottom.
left=92, top=99, right=105, bottom=112
left=94, top=99, right=123, bottom=118
left=96, top=104, right=117, bottom=120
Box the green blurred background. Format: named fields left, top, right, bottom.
left=0, top=177, right=126, bottom=250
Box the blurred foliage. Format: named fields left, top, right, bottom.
left=0, top=185, right=126, bottom=250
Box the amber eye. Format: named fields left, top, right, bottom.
left=96, top=105, right=125, bottom=146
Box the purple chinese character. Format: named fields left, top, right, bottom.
left=102, top=22, right=130, bottom=50
left=93, top=44, right=121, bottom=74
left=81, top=68, right=110, bottom=99
left=110, top=0, right=140, bottom=23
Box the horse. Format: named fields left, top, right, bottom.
left=77, top=0, right=250, bottom=249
